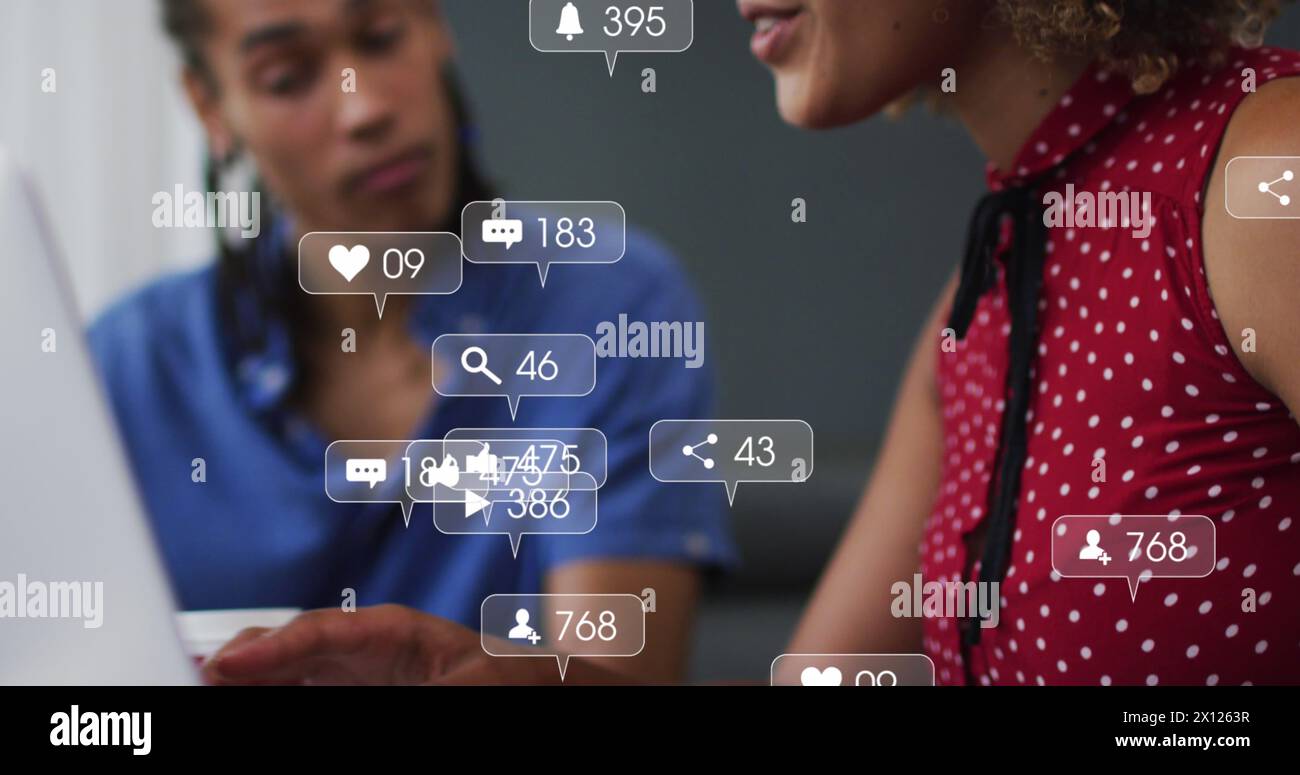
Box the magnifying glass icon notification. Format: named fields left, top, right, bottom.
left=460, top=346, right=503, bottom=385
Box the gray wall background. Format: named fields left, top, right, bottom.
left=444, top=2, right=1300, bottom=681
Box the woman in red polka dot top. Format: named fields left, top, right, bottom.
left=742, top=0, right=1300, bottom=685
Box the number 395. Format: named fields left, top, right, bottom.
left=604, top=5, right=666, bottom=37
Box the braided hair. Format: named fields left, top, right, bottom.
left=160, top=0, right=491, bottom=363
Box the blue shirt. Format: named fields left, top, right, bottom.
left=87, top=228, right=735, bottom=627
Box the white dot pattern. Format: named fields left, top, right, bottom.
left=924, top=48, right=1300, bottom=686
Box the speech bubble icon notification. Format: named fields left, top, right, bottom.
left=432, top=333, right=598, bottom=420
left=482, top=219, right=523, bottom=250
left=462, top=201, right=626, bottom=286
left=345, top=458, right=387, bottom=489
left=435, top=486, right=594, bottom=558
left=771, top=654, right=935, bottom=687
left=298, top=231, right=463, bottom=318
left=445, top=427, right=609, bottom=492
left=1051, top=514, right=1216, bottom=600
left=1224, top=156, right=1300, bottom=219
left=649, top=419, right=814, bottom=506
left=529, top=0, right=695, bottom=76
left=481, top=593, right=645, bottom=680
left=325, top=440, right=417, bottom=525
left=405, top=436, right=574, bottom=546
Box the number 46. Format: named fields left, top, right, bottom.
left=517, top=350, right=558, bottom=381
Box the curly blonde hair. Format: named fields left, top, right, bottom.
left=997, top=0, right=1291, bottom=93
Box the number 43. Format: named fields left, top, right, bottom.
left=735, top=435, right=775, bottom=467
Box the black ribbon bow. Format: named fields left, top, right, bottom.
left=947, top=183, right=1047, bottom=648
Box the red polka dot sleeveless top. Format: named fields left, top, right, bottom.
left=925, top=47, right=1300, bottom=686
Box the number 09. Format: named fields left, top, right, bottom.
left=382, top=248, right=425, bottom=279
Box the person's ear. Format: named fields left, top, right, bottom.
left=182, top=67, right=237, bottom=162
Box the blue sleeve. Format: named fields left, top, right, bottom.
left=84, top=269, right=211, bottom=433
left=533, top=234, right=739, bottom=573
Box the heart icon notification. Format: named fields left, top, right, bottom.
left=800, top=667, right=842, bottom=686
left=772, top=654, right=935, bottom=686
left=299, top=231, right=463, bottom=318
left=328, top=244, right=370, bottom=282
